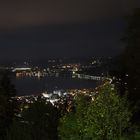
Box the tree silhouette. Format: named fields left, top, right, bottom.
left=7, top=97, right=60, bottom=140
left=0, top=70, right=17, bottom=140
left=121, top=8, right=140, bottom=123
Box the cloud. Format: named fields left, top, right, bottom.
left=0, top=0, right=139, bottom=29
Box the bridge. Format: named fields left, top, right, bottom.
left=72, top=73, right=105, bottom=81
left=12, top=67, right=31, bottom=72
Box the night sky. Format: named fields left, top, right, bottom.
left=0, top=0, right=140, bottom=60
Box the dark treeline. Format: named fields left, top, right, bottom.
left=110, top=8, right=140, bottom=125
left=0, top=70, right=17, bottom=140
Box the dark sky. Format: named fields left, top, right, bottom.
left=0, top=0, right=140, bottom=60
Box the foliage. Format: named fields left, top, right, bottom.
left=7, top=97, right=60, bottom=140
left=0, top=70, right=16, bottom=97
left=133, top=131, right=140, bottom=140
left=110, top=8, right=140, bottom=124
left=6, top=120, right=32, bottom=140
left=0, top=70, right=16, bottom=140
left=122, top=8, right=140, bottom=104
left=85, top=83, right=131, bottom=140
left=58, top=95, right=90, bottom=140
left=58, top=83, right=132, bottom=140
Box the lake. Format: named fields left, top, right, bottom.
left=12, top=76, right=99, bottom=96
